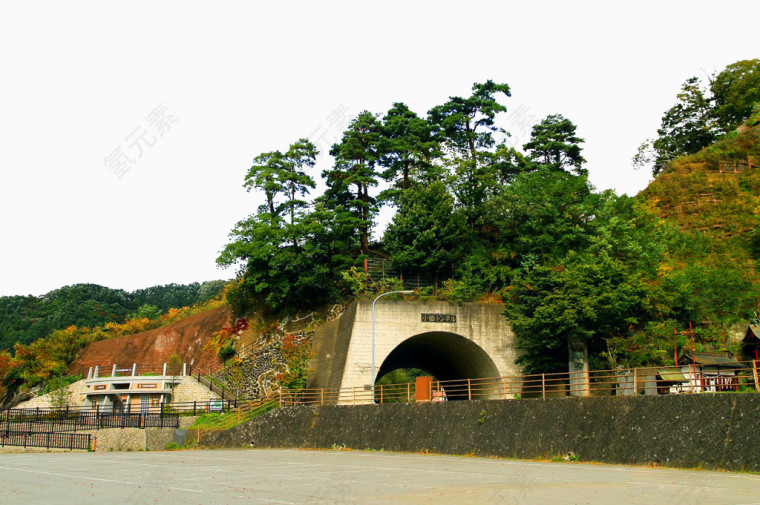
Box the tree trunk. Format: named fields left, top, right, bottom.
left=466, top=120, right=478, bottom=169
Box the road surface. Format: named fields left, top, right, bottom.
left=0, top=448, right=758, bottom=504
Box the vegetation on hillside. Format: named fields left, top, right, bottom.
left=5, top=61, right=759, bottom=401
left=634, top=59, right=760, bottom=176
left=0, top=281, right=227, bottom=352
left=221, top=61, right=760, bottom=377
left=0, top=285, right=229, bottom=404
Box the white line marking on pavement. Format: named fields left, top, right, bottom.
left=0, top=465, right=134, bottom=485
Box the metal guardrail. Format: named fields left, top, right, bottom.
left=194, top=372, right=239, bottom=401
left=1, top=411, right=179, bottom=431
left=0, top=430, right=91, bottom=450
left=195, top=395, right=278, bottom=443
left=277, top=361, right=760, bottom=405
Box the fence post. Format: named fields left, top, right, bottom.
left=193, top=401, right=196, bottom=416
left=633, top=368, right=638, bottom=396
left=467, top=378, right=472, bottom=401
left=753, top=360, right=760, bottom=392
left=380, top=385, right=384, bottom=404
left=320, top=389, right=324, bottom=406
left=542, top=374, right=546, bottom=400
left=585, top=370, right=591, bottom=397
left=407, top=382, right=411, bottom=403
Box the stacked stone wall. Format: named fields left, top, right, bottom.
left=170, top=376, right=221, bottom=404
left=13, top=380, right=89, bottom=409
left=202, top=394, right=760, bottom=472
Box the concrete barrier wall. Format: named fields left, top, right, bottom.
left=202, top=394, right=760, bottom=472
left=84, top=427, right=177, bottom=452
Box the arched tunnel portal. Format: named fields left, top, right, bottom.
left=376, top=331, right=501, bottom=400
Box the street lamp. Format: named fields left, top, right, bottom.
left=372, top=290, right=414, bottom=394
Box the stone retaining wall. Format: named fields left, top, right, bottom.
left=171, top=376, right=222, bottom=404
left=83, top=427, right=177, bottom=452
left=14, top=380, right=89, bottom=409
left=201, top=394, right=760, bottom=472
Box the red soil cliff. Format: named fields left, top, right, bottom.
left=69, top=307, right=232, bottom=375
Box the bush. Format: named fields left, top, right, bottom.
left=218, top=344, right=236, bottom=361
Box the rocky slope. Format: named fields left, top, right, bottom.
left=68, top=306, right=232, bottom=375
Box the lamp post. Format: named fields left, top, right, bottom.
left=371, top=290, right=414, bottom=395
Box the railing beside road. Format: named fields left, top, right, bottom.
left=0, top=430, right=91, bottom=450
left=1, top=410, right=179, bottom=432
left=277, top=361, right=760, bottom=406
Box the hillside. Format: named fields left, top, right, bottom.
left=68, top=306, right=232, bottom=377
left=0, top=281, right=227, bottom=352
left=640, top=124, right=760, bottom=270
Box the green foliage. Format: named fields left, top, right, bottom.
left=218, top=206, right=355, bottom=314
left=383, top=182, right=466, bottom=279
left=376, top=367, right=429, bottom=386
left=438, top=277, right=484, bottom=303
left=215, top=76, right=760, bottom=377
left=523, top=114, right=586, bottom=174
left=428, top=80, right=512, bottom=223
left=507, top=252, right=650, bottom=374
left=324, top=112, right=385, bottom=254
left=712, top=59, right=760, bottom=132
left=167, top=353, right=183, bottom=378
left=341, top=267, right=372, bottom=298
left=378, top=102, right=443, bottom=201
left=218, top=344, right=236, bottom=362
left=47, top=374, right=82, bottom=409
left=635, top=59, right=760, bottom=175
left=503, top=171, right=668, bottom=373
left=42, top=374, right=82, bottom=395
left=0, top=281, right=226, bottom=353
left=134, top=304, right=162, bottom=320
left=277, top=334, right=313, bottom=391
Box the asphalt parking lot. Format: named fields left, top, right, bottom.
left=0, top=448, right=758, bottom=505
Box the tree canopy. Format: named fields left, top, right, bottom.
left=635, top=59, right=760, bottom=175
left=218, top=69, right=760, bottom=375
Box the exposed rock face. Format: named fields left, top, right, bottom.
left=212, top=304, right=346, bottom=400
left=68, top=307, right=232, bottom=375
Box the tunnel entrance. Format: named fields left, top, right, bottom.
left=376, top=331, right=501, bottom=400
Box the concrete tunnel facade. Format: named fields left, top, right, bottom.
left=308, top=299, right=521, bottom=404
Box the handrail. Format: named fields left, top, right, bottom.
left=195, top=394, right=279, bottom=442
left=275, top=360, right=760, bottom=405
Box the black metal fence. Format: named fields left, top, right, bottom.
left=1, top=410, right=179, bottom=432
left=0, top=430, right=91, bottom=450
left=194, top=372, right=239, bottom=401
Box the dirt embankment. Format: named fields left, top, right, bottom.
left=69, top=307, right=232, bottom=375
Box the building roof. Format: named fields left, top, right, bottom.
left=677, top=350, right=745, bottom=368
left=658, top=369, right=688, bottom=382
left=85, top=389, right=172, bottom=396
left=744, top=320, right=760, bottom=342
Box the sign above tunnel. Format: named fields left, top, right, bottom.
left=421, top=313, right=457, bottom=323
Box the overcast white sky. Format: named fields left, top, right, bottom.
left=1, top=1, right=757, bottom=297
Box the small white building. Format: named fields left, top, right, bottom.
left=84, top=363, right=186, bottom=413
